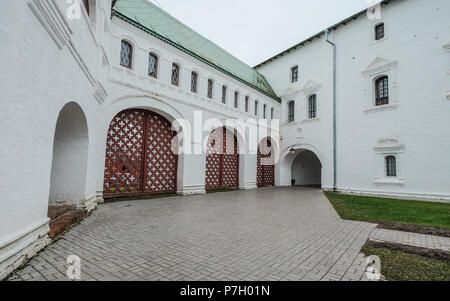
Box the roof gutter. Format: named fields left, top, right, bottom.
left=325, top=29, right=337, bottom=192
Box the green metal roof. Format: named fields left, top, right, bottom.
left=112, top=0, right=279, bottom=101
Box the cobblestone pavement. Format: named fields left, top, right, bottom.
left=370, top=228, right=450, bottom=252
left=9, top=187, right=376, bottom=281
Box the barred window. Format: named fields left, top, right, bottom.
left=308, top=94, right=317, bottom=119
left=375, top=23, right=385, bottom=40
left=263, top=104, right=267, bottom=119
left=222, top=86, right=227, bottom=104
left=375, top=76, right=389, bottom=106
left=288, top=101, right=295, bottom=123
left=120, top=40, right=132, bottom=69
left=234, top=91, right=239, bottom=108
left=386, top=156, right=397, bottom=177
left=171, top=63, right=180, bottom=86
left=207, top=79, right=214, bottom=99
left=148, top=53, right=158, bottom=78
left=245, top=96, right=249, bottom=112
left=191, top=72, right=198, bottom=93
left=291, top=66, right=298, bottom=83
left=254, top=100, right=258, bottom=116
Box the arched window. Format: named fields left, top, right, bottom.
left=234, top=91, right=239, bottom=108
left=375, top=23, right=385, bottom=40
left=386, top=156, right=396, bottom=177
left=171, top=63, right=180, bottom=86
left=287, top=100, right=295, bottom=123
left=308, top=94, right=317, bottom=119
left=148, top=53, right=158, bottom=78
left=375, top=76, right=389, bottom=106
left=120, top=40, right=133, bottom=69
left=222, top=85, right=227, bottom=104
left=207, top=79, right=214, bottom=99
left=191, top=72, right=198, bottom=93
left=245, top=96, right=249, bottom=112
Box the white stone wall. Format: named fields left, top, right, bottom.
left=257, top=0, right=450, bottom=201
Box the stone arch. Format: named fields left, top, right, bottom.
left=49, top=102, right=89, bottom=205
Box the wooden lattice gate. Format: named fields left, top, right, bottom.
left=257, top=139, right=275, bottom=187
left=205, top=127, right=239, bottom=190
left=103, top=109, right=178, bottom=197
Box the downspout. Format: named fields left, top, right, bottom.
left=325, top=29, right=337, bottom=192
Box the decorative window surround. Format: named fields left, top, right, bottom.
left=373, top=136, right=406, bottom=186
left=362, top=57, right=398, bottom=112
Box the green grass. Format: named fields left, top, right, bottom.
left=361, top=245, right=450, bottom=281
left=324, top=192, right=450, bottom=229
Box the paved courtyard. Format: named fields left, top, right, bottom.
left=9, top=187, right=377, bottom=281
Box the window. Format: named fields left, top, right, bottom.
left=375, top=23, right=385, bottom=40
left=83, top=0, right=89, bottom=16
left=207, top=79, right=214, bottom=99
left=263, top=104, right=267, bottom=119
left=120, top=40, right=132, bottom=69
left=234, top=91, right=239, bottom=108
left=222, top=86, right=227, bottom=104
left=308, top=94, right=317, bottom=119
left=148, top=53, right=158, bottom=78
left=291, top=66, right=298, bottom=83
left=287, top=101, right=295, bottom=123
left=386, top=156, right=397, bottom=177
left=271, top=108, right=274, bottom=120
left=375, top=76, right=389, bottom=106
left=171, top=63, right=180, bottom=86
left=191, top=72, right=198, bottom=93
left=254, top=101, right=258, bottom=116
left=245, top=96, right=249, bottom=112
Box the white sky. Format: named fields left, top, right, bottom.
left=148, top=0, right=381, bottom=66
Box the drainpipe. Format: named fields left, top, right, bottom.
left=325, top=29, right=337, bottom=192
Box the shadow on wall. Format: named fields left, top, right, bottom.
left=291, top=150, right=322, bottom=187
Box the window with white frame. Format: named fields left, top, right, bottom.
left=375, top=23, right=385, bottom=41
left=234, top=91, right=239, bottom=108
left=207, top=79, right=214, bottom=99
left=254, top=100, right=258, bottom=116
left=373, top=136, right=405, bottom=185
left=148, top=52, right=158, bottom=78
left=245, top=96, right=249, bottom=112
left=191, top=71, right=198, bottom=93
left=291, top=66, right=298, bottom=83
left=120, top=40, right=133, bottom=69
left=222, top=86, right=227, bottom=104
left=375, top=76, right=389, bottom=106
left=270, top=107, right=274, bottom=120
left=385, top=155, right=397, bottom=177
left=263, top=104, right=267, bottom=119
left=171, top=63, right=180, bottom=86
left=287, top=100, right=295, bottom=123
left=308, top=94, right=317, bottom=119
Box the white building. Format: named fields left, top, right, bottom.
left=0, top=0, right=448, bottom=279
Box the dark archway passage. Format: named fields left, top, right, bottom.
left=291, top=150, right=322, bottom=188
left=103, top=109, right=178, bottom=197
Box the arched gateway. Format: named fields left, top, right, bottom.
left=103, top=109, right=178, bottom=197
left=257, top=138, right=275, bottom=187
left=205, top=127, right=239, bottom=190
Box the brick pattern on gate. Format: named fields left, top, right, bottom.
left=205, top=127, right=239, bottom=190
left=104, top=110, right=177, bottom=196
left=257, top=138, right=274, bottom=187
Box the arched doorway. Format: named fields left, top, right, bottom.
left=257, top=138, right=275, bottom=187
left=205, top=127, right=239, bottom=190
left=103, top=109, right=178, bottom=197
left=291, top=150, right=322, bottom=188
left=49, top=102, right=89, bottom=205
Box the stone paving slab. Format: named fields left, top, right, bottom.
left=8, top=187, right=376, bottom=281
left=369, top=228, right=450, bottom=252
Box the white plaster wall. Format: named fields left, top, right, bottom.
left=258, top=0, right=450, bottom=200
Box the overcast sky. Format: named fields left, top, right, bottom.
left=148, top=0, right=382, bottom=66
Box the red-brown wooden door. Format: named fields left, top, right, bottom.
left=103, top=109, right=177, bottom=197
left=257, top=139, right=275, bottom=187
left=205, top=127, right=239, bottom=190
